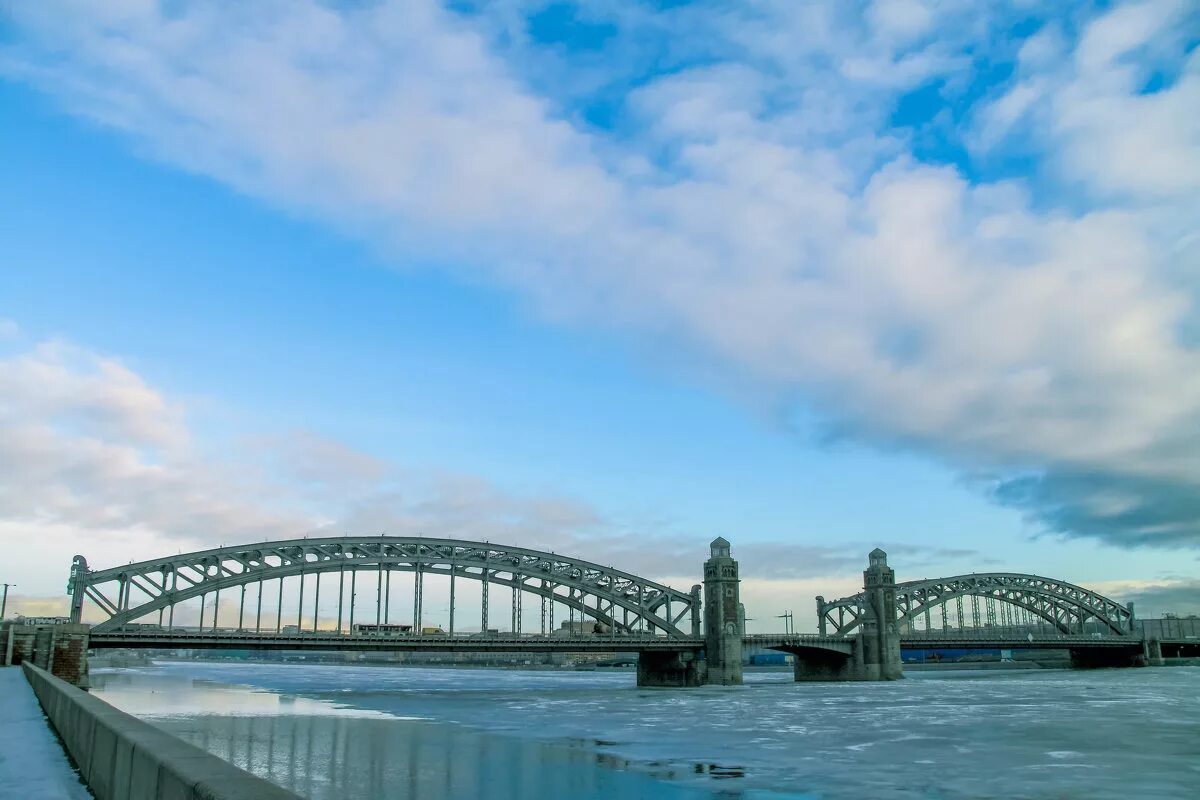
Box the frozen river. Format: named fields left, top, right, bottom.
left=91, top=663, right=1200, bottom=799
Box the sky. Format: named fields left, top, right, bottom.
left=1, top=0, right=1198, bottom=628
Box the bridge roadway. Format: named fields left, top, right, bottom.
left=896, top=631, right=1143, bottom=650
left=88, top=630, right=709, bottom=653
left=748, top=632, right=1139, bottom=652
left=90, top=629, right=1140, bottom=654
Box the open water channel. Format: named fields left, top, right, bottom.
left=91, top=663, right=1199, bottom=800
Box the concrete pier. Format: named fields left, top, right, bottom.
left=637, top=537, right=744, bottom=686
left=635, top=649, right=705, bottom=687
left=787, top=550, right=904, bottom=681
left=702, top=537, right=743, bottom=685
left=859, top=549, right=903, bottom=681
left=791, top=646, right=864, bottom=681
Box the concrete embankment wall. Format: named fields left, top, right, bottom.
left=21, top=663, right=299, bottom=800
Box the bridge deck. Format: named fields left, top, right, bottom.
left=745, top=632, right=1140, bottom=655
left=89, top=631, right=707, bottom=653
left=899, top=633, right=1142, bottom=649
left=89, top=630, right=1144, bottom=653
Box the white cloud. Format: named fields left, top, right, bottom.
left=972, top=0, right=1200, bottom=200
left=0, top=341, right=306, bottom=545
left=1, top=335, right=922, bottom=608
left=1093, top=576, right=1200, bottom=616
left=1, top=1, right=1197, bottom=548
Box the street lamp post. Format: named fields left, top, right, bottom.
left=777, top=610, right=794, bottom=636
left=0, top=583, right=13, bottom=621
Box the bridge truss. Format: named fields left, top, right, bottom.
left=817, top=573, right=1134, bottom=637
left=69, top=537, right=701, bottom=638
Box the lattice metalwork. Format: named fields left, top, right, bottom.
left=817, top=573, right=1134, bottom=636
left=69, top=536, right=701, bottom=637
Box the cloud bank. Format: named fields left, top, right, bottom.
left=2, top=0, right=1198, bottom=547
left=2, top=335, right=957, bottom=594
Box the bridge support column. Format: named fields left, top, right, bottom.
left=702, top=537, right=743, bottom=685
left=860, top=549, right=903, bottom=681
left=1145, top=638, right=1165, bottom=667
left=792, top=647, right=861, bottom=681
left=636, top=649, right=705, bottom=687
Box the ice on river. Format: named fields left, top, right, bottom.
left=93, top=662, right=1200, bottom=800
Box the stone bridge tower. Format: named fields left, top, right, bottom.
left=703, top=537, right=743, bottom=685
left=860, top=548, right=902, bottom=680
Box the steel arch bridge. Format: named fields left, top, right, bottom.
left=816, top=573, right=1134, bottom=637
left=69, top=536, right=702, bottom=637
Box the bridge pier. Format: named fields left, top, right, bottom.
left=788, top=550, right=903, bottom=681
left=788, top=634, right=903, bottom=682
left=1144, top=638, right=1165, bottom=667
left=702, top=537, right=743, bottom=685
left=791, top=644, right=863, bottom=681
left=637, top=537, right=745, bottom=687
left=858, top=549, right=903, bottom=680
left=636, top=649, right=705, bottom=687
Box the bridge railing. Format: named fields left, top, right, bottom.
left=85, top=628, right=707, bottom=652
left=899, top=626, right=1135, bottom=643
left=92, top=627, right=691, bottom=641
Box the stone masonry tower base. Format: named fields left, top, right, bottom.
left=703, top=537, right=743, bottom=685
left=859, top=548, right=903, bottom=680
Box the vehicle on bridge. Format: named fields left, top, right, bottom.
left=112, top=623, right=164, bottom=632
left=352, top=623, right=414, bottom=636
left=350, top=624, right=448, bottom=636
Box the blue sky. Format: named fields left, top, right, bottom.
left=1, top=1, right=1198, bottom=623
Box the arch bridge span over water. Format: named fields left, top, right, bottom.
left=816, top=571, right=1136, bottom=638
left=70, top=536, right=701, bottom=639
left=41, top=537, right=1155, bottom=689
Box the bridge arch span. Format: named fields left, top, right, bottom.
left=69, top=536, right=701, bottom=638
left=818, top=573, right=1133, bottom=637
